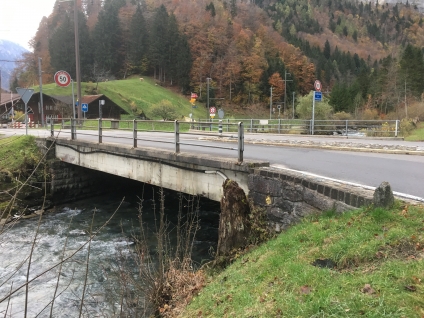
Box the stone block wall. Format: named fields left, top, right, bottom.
left=248, top=167, right=374, bottom=232
left=49, top=160, right=112, bottom=204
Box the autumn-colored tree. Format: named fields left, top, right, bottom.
left=268, top=72, right=284, bottom=101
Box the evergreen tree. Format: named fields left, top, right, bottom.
left=323, top=40, right=331, bottom=60
left=400, top=44, right=424, bottom=98
left=175, top=34, right=192, bottom=93
left=48, top=10, right=92, bottom=80
left=129, top=4, right=149, bottom=73
left=92, top=0, right=124, bottom=77
left=149, top=5, right=169, bottom=81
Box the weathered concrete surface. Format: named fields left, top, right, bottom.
left=53, top=139, right=268, bottom=202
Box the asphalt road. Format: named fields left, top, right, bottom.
left=2, top=128, right=423, bottom=199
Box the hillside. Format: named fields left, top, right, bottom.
left=0, top=40, right=28, bottom=91
left=37, top=77, right=211, bottom=120
left=182, top=203, right=424, bottom=317
left=10, top=0, right=424, bottom=122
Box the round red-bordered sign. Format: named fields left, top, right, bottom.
left=54, top=71, right=72, bottom=87
left=210, top=106, right=217, bottom=114
left=314, top=80, right=322, bottom=92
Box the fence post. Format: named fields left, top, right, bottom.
left=278, top=119, right=281, bottom=134
left=238, top=122, right=244, bottom=163
left=175, top=120, right=180, bottom=153
left=395, top=120, right=399, bottom=137
left=133, top=119, right=137, bottom=148
left=250, top=119, right=253, bottom=133
left=227, top=119, right=229, bottom=132
left=50, top=121, right=54, bottom=137
left=98, top=118, right=102, bottom=143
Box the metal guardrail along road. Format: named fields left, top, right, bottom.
left=50, top=118, right=245, bottom=162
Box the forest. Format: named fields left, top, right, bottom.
left=10, top=0, right=424, bottom=120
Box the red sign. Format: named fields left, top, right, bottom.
left=210, top=106, right=216, bottom=114
left=54, top=71, right=72, bottom=87
left=314, top=80, right=322, bottom=92
left=191, top=92, right=198, bottom=98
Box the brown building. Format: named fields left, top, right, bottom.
left=0, top=92, right=128, bottom=124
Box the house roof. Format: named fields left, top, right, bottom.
left=50, top=94, right=105, bottom=105
left=82, top=94, right=103, bottom=104
left=0, top=93, right=20, bottom=105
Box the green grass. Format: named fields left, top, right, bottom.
left=33, top=76, right=207, bottom=120
left=182, top=203, right=424, bottom=317
left=0, top=135, right=43, bottom=192
left=0, top=135, right=41, bottom=173
left=405, top=122, right=424, bottom=141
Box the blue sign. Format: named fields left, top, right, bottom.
left=82, top=103, right=88, bottom=112
left=314, top=91, right=322, bottom=101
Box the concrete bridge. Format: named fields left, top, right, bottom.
left=44, top=129, right=382, bottom=231
left=53, top=138, right=267, bottom=202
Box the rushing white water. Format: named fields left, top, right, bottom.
left=0, top=197, right=143, bottom=317
left=0, top=193, right=218, bottom=317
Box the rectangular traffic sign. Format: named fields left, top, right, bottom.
left=314, top=91, right=322, bottom=101
left=82, top=103, right=88, bottom=112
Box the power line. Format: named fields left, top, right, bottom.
left=0, top=59, right=25, bottom=63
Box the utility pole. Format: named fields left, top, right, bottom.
left=269, top=86, right=273, bottom=119
left=38, top=58, right=45, bottom=127
left=284, top=70, right=293, bottom=117
left=74, top=0, right=82, bottom=121
left=207, top=77, right=211, bottom=120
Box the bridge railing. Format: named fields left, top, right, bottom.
left=51, top=119, right=245, bottom=162
left=193, top=118, right=400, bottom=137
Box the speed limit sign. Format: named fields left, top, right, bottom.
left=314, top=80, right=322, bottom=92
left=54, top=70, right=72, bottom=87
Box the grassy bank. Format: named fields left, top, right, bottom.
left=181, top=203, right=424, bottom=317
left=405, top=122, right=424, bottom=141
left=34, top=77, right=207, bottom=120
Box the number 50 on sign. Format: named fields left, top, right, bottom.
left=54, top=70, right=72, bottom=87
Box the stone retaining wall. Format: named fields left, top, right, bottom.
left=248, top=167, right=374, bottom=232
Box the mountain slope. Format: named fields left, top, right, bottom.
left=0, top=40, right=28, bottom=91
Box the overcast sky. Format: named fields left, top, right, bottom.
left=0, top=0, right=57, bottom=51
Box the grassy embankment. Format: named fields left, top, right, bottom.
left=35, top=77, right=207, bottom=120
left=181, top=203, right=424, bottom=317
left=0, top=135, right=44, bottom=212
left=405, top=122, right=424, bottom=141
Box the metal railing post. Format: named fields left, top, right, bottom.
left=50, top=121, right=54, bottom=137
left=250, top=119, right=253, bottom=133
left=98, top=118, right=102, bottom=143
left=71, top=118, right=76, bottom=140
left=133, top=119, right=137, bottom=148
left=227, top=119, right=229, bottom=132
left=175, top=120, right=180, bottom=153
left=278, top=118, right=281, bottom=134
left=346, top=120, right=348, bottom=137
left=238, top=122, right=244, bottom=163
left=395, top=120, right=399, bottom=137
left=61, top=118, right=64, bottom=130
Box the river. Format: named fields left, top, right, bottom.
left=0, top=189, right=219, bottom=317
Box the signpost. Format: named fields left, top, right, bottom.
left=54, top=70, right=72, bottom=87
left=16, top=87, right=34, bottom=135
left=311, top=80, right=322, bottom=135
